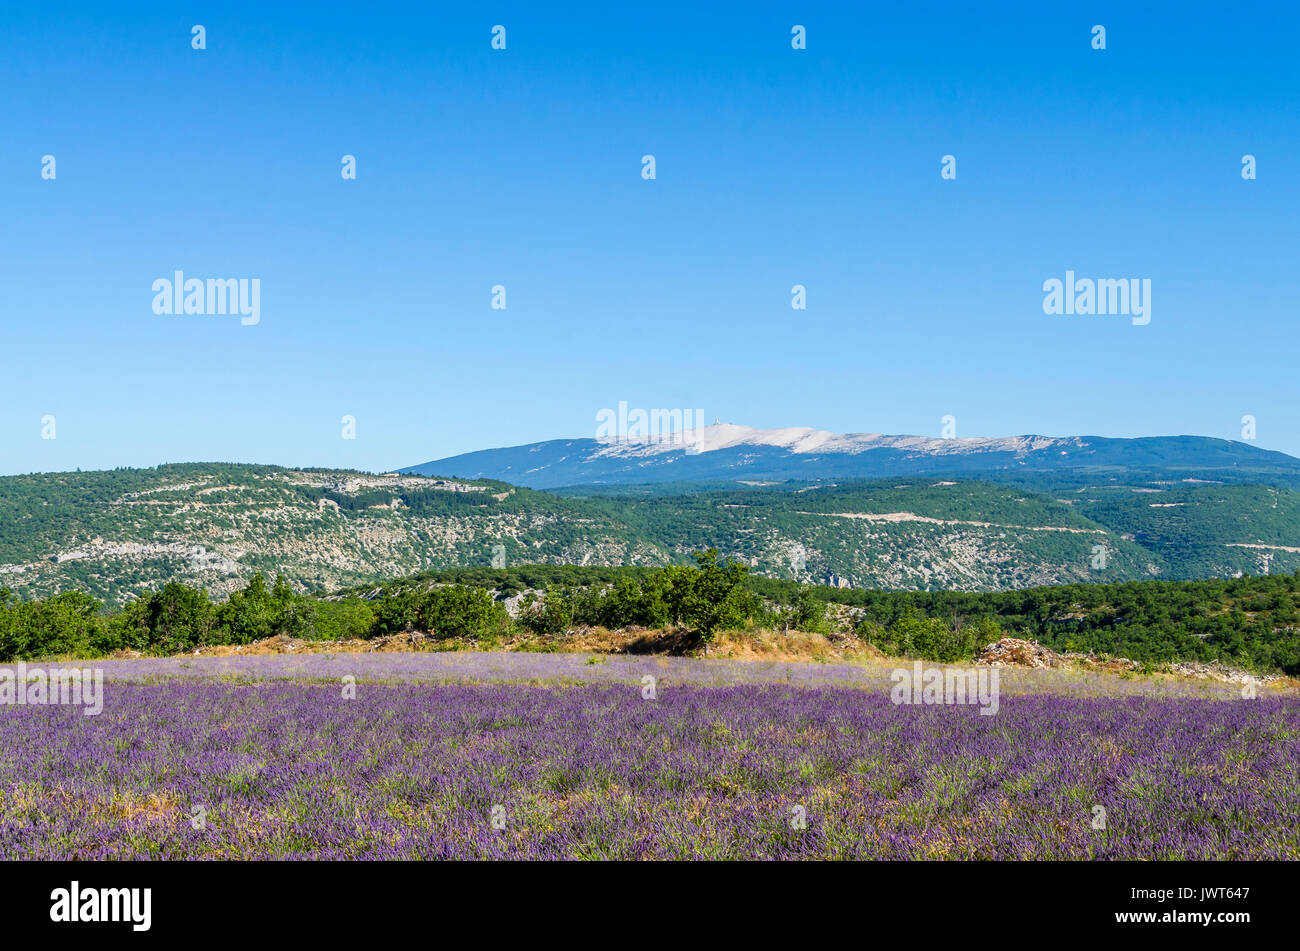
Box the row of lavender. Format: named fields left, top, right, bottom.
left=1, top=655, right=1295, bottom=859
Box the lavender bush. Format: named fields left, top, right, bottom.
left=0, top=654, right=1295, bottom=859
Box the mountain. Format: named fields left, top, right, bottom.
left=4, top=462, right=1300, bottom=605
left=400, top=424, right=1300, bottom=490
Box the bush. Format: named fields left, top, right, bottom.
left=314, top=599, right=377, bottom=640
left=858, top=609, right=977, bottom=663
left=141, top=581, right=216, bottom=653
left=422, top=585, right=508, bottom=640
left=592, top=577, right=672, bottom=628
left=784, top=588, right=829, bottom=633
left=372, top=584, right=509, bottom=640
left=0, top=589, right=102, bottom=659
left=973, top=615, right=1002, bottom=652
left=677, top=549, right=752, bottom=639
left=215, top=574, right=318, bottom=645
left=216, top=574, right=280, bottom=644
left=516, top=552, right=753, bottom=639
left=372, top=589, right=422, bottom=636
left=520, top=589, right=575, bottom=636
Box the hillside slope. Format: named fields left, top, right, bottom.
left=5, top=464, right=1300, bottom=603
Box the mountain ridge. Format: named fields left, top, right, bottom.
left=400, top=425, right=1300, bottom=490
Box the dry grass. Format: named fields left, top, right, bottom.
left=137, top=627, right=1297, bottom=691
left=158, top=625, right=884, bottom=664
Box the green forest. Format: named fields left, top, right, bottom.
left=5, top=558, right=1300, bottom=673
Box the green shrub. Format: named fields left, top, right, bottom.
left=422, top=585, right=509, bottom=640
left=677, top=549, right=752, bottom=639
left=785, top=588, right=829, bottom=633
left=520, top=589, right=575, bottom=636
left=858, top=609, right=977, bottom=663
left=0, top=589, right=101, bottom=658
left=313, top=599, right=378, bottom=640
left=142, top=581, right=216, bottom=653
left=371, top=589, right=422, bottom=636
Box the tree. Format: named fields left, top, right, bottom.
left=144, top=581, right=216, bottom=653
left=974, top=615, right=1002, bottom=652
left=216, top=573, right=278, bottom=644
left=679, top=549, right=751, bottom=640
left=2, top=591, right=102, bottom=658
left=423, top=585, right=508, bottom=639
left=372, top=589, right=421, bottom=636
left=786, top=588, right=828, bottom=633
left=520, top=589, right=573, bottom=636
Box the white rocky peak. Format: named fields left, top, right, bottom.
left=590, top=424, right=1069, bottom=459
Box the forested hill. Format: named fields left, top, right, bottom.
left=3, top=463, right=1300, bottom=604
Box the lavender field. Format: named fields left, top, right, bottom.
left=1, top=653, right=1297, bottom=859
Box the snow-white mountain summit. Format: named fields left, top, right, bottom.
left=588, top=423, right=1065, bottom=459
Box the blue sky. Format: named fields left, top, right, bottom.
left=2, top=1, right=1297, bottom=475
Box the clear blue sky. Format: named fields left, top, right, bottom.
left=2, top=1, right=1297, bottom=476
